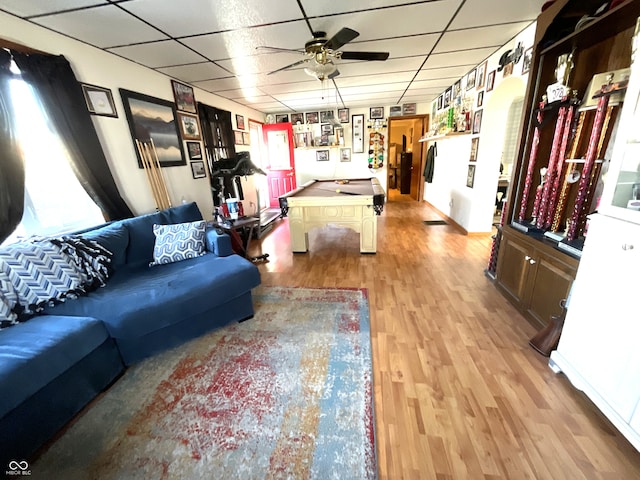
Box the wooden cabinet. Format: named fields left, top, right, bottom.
left=496, top=226, right=577, bottom=328
left=494, top=0, right=640, bottom=327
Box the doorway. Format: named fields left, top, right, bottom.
left=387, top=115, right=429, bottom=201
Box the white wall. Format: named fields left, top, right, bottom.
left=1, top=11, right=263, bottom=220
left=424, top=22, right=536, bottom=233
left=287, top=105, right=430, bottom=190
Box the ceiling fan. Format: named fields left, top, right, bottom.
left=257, top=27, right=389, bottom=81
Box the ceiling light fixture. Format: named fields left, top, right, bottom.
left=304, top=61, right=337, bottom=81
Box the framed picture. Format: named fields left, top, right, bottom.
left=466, top=164, right=476, bottom=188
left=470, top=137, right=479, bottom=162
left=472, top=109, right=483, bottom=134
left=334, top=127, right=345, bottom=145
left=370, top=106, right=384, bottom=119
left=453, top=80, right=462, bottom=99
left=402, top=103, right=416, bottom=115
left=236, top=114, right=245, bottom=130
left=234, top=130, right=243, bottom=145
left=340, top=147, right=351, bottom=162
left=177, top=112, right=201, bottom=140
left=190, top=160, right=207, bottom=179
left=477, top=90, right=484, bottom=108
left=291, top=112, right=304, bottom=124
left=186, top=141, right=202, bottom=160
left=119, top=88, right=186, bottom=168
left=522, top=47, right=533, bottom=74
left=352, top=114, right=365, bottom=153
left=476, top=61, right=487, bottom=90
left=444, top=87, right=452, bottom=107
left=316, top=149, right=329, bottom=161
left=466, top=69, right=477, bottom=90
left=319, top=134, right=329, bottom=146
left=487, top=70, right=496, bottom=92
left=242, top=132, right=250, bottom=145
left=320, top=110, right=334, bottom=123
left=321, top=123, right=333, bottom=134
left=338, top=108, right=349, bottom=123
left=389, top=105, right=402, bottom=117
left=306, top=111, right=319, bottom=124
left=81, top=83, right=117, bottom=117
left=275, top=114, right=289, bottom=123
left=437, top=94, right=443, bottom=110
left=171, top=80, right=197, bottom=114
left=503, top=62, right=514, bottom=78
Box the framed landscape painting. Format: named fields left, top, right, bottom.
left=120, top=88, right=186, bottom=168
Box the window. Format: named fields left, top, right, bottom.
left=1, top=72, right=104, bottom=245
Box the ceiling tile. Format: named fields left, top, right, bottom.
left=259, top=80, right=324, bottom=95
left=422, top=47, right=497, bottom=69
left=216, top=52, right=304, bottom=75
left=450, top=0, right=545, bottom=30
left=0, top=0, right=107, bottom=18
left=108, top=40, right=205, bottom=68
left=120, top=0, right=302, bottom=38
left=300, top=0, right=438, bottom=17
left=31, top=4, right=168, bottom=48
left=156, top=62, right=231, bottom=82
left=415, top=64, right=476, bottom=81
left=341, top=34, right=440, bottom=59
left=434, top=22, right=532, bottom=53
left=181, top=21, right=310, bottom=61
left=336, top=57, right=425, bottom=78
left=309, top=1, right=460, bottom=43
left=191, top=77, right=244, bottom=91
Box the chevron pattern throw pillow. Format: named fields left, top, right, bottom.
left=150, top=220, right=206, bottom=266
left=0, top=241, right=87, bottom=328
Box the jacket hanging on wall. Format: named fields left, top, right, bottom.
left=424, top=142, right=437, bottom=183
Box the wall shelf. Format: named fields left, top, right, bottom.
left=419, top=131, right=470, bottom=142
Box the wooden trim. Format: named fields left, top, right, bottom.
left=0, top=38, right=48, bottom=55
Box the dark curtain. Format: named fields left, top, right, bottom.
left=198, top=102, right=237, bottom=206
left=11, top=52, right=132, bottom=221
left=0, top=49, right=24, bottom=244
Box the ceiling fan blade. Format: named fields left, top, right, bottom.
left=256, top=45, right=303, bottom=54
left=328, top=69, right=340, bottom=80
left=340, top=51, right=390, bottom=61
left=267, top=59, right=308, bottom=75
left=324, top=27, right=359, bottom=50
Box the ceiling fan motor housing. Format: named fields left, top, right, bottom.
left=305, top=31, right=329, bottom=54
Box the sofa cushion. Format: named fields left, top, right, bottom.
left=0, top=314, right=112, bottom=419
left=0, top=241, right=87, bottom=326
left=124, top=209, right=173, bottom=268
left=150, top=220, right=206, bottom=266
left=45, top=253, right=261, bottom=339
left=168, top=202, right=203, bottom=224
left=81, top=223, right=129, bottom=269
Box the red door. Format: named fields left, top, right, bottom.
left=263, top=122, right=297, bottom=207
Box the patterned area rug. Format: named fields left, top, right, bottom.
left=34, top=286, right=376, bottom=479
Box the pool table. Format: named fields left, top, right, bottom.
left=279, top=178, right=385, bottom=253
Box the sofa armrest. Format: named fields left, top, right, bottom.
left=205, top=227, right=233, bottom=257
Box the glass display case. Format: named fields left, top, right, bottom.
left=599, top=18, right=640, bottom=224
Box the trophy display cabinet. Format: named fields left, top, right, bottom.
left=494, top=0, right=640, bottom=329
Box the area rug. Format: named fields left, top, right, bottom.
left=33, top=286, right=376, bottom=479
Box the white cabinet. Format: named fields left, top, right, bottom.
left=549, top=18, right=640, bottom=451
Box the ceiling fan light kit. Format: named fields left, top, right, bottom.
left=260, top=27, right=389, bottom=81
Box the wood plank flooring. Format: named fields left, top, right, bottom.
left=250, top=191, right=640, bottom=479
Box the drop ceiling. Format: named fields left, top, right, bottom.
left=0, top=0, right=546, bottom=113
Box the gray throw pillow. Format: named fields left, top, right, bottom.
left=150, top=220, right=206, bottom=266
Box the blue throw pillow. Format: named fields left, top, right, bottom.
left=150, top=220, right=207, bottom=266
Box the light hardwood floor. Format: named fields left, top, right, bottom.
left=250, top=191, right=640, bottom=479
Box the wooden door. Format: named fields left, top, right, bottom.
left=262, top=122, right=297, bottom=208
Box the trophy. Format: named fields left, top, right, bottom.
left=546, top=52, right=574, bottom=103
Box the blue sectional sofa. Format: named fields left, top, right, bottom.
left=0, top=202, right=261, bottom=466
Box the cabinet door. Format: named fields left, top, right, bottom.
left=526, top=253, right=574, bottom=327
left=496, top=232, right=531, bottom=307
left=556, top=215, right=640, bottom=421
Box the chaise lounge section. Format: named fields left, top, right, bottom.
left=0, top=202, right=261, bottom=465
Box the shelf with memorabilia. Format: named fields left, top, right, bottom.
left=494, top=0, right=640, bottom=329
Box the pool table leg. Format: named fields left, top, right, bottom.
left=289, top=211, right=309, bottom=252
left=360, top=209, right=377, bottom=253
